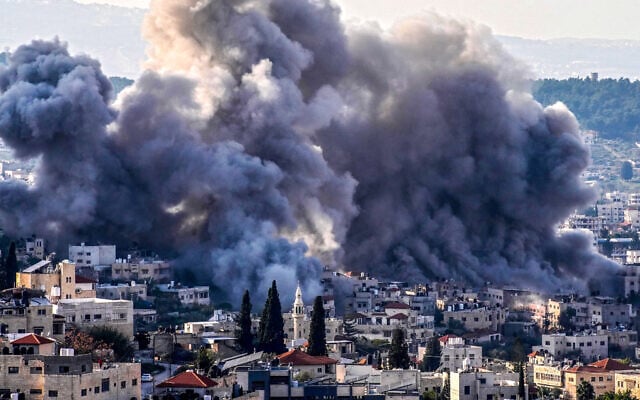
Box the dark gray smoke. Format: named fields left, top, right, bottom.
left=0, top=0, right=621, bottom=303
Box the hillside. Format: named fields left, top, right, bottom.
left=533, top=78, right=640, bottom=141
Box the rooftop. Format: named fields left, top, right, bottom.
left=11, top=333, right=55, bottom=345
left=277, top=349, right=338, bottom=366
left=156, top=371, right=218, bottom=389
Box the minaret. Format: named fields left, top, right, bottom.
left=293, top=282, right=304, bottom=339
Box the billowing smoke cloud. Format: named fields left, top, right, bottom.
left=0, top=0, right=621, bottom=304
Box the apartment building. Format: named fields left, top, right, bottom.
left=56, top=298, right=134, bottom=338
left=564, top=359, right=631, bottom=400
left=16, top=260, right=95, bottom=304
left=450, top=370, right=526, bottom=400
left=96, top=282, right=147, bottom=301
left=539, top=333, right=608, bottom=361
left=68, top=243, right=116, bottom=268
left=155, top=283, right=210, bottom=306
left=0, top=296, right=65, bottom=341
left=111, top=258, right=171, bottom=282
left=440, top=337, right=482, bottom=372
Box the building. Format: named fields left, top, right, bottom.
left=440, top=337, right=482, bottom=372
left=111, top=258, right=171, bottom=282
left=277, top=349, right=338, bottom=379
left=588, top=297, right=634, bottom=328
left=443, top=305, right=505, bottom=332
left=155, top=283, right=210, bottom=306
left=25, top=238, right=45, bottom=260
left=56, top=298, right=134, bottom=338
left=68, top=243, right=116, bottom=268
left=564, top=359, right=631, bottom=400
left=450, top=370, right=527, bottom=400
left=0, top=335, right=141, bottom=400
left=293, top=284, right=305, bottom=341
left=0, top=296, right=65, bottom=341
left=539, top=333, right=608, bottom=361
left=96, top=282, right=147, bottom=301
left=156, top=370, right=218, bottom=398
left=16, top=260, right=95, bottom=304
left=532, top=364, right=563, bottom=390
left=615, top=371, right=640, bottom=399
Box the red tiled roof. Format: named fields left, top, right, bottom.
left=157, top=371, right=218, bottom=389
left=384, top=301, right=410, bottom=309
left=438, top=334, right=458, bottom=344
left=589, top=358, right=630, bottom=371
left=277, top=349, right=337, bottom=365
left=528, top=351, right=541, bottom=357
left=11, top=334, right=55, bottom=345
left=75, top=275, right=96, bottom=284
left=565, top=359, right=631, bottom=373
left=389, top=313, right=409, bottom=320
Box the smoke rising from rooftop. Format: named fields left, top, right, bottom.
left=0, top=0, right=620, bottom=304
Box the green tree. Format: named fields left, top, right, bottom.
left=559, top=307, right=577, bottom=331
left=258, top=281, right=286, bottom=354
left=422, top=336, right=441, bottom=372
left=195, top=347, right=215, bottom=375
left=308, top=296, right=327, bottom=356
left=5, top=242, right=17, bottom=288
left=596, top=391, right=637, bottom=400
left=88, top=326, right=134, bottom=361
left=388, top=328, right=410, bottom=369
left=236, top=290, right=254, bottom=353
left=577, top=380, right=596, bottom=400
left=518, top=363, right=526, bottom=399
left=622, top=161, right=634, bottom=181
left=510, top=337, right=526, bottom=363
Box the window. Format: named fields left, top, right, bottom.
left=591, top=377, right=596, bottom=382
left=121, top=381, right=126, bottom=388
left=59, top=366, right=69, bottom=373
left=132, top=379, right=138, bottom=386
left=84, top=314, right=90, bottom=320
left=317, top=368, right=322, bottom=373
left=101, top=378, right=110, bottom=392
left=93, top=314, right=102, bottom=320
left=48, top=390, right=58, bottom=397
left=479, top=378, right=486, bottom=384
left=37, top=309, right=46, bottom=315
left=30, top=367, right=42, bottom=374
left=33, top=326, right=44, bottom=335
left=81, top=389, right=87, bottom=396
left=464, top=386, right=471, bottom=395
left=599, top=377, right=604, bottom=382
left=30, top=389, right=42, bottom=394
left=95, top=386, right=100, bottom=393
left=8, top=367, right=19, bottom=374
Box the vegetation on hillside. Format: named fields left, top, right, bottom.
left=533, top=78, right=640, bottom=141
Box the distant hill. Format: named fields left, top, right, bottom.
left=0, top=0, right=145, bottom=78
left=533, top=78, right=640, bottom=142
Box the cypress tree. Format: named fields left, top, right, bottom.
left=518, top=362, right=526, bottom=399
left=259, top=281, right=286, bottom=354
left=236, top=290, right=254, bottom=353
left=308, top=296, right=327, bottom=356
left=6, top=242, right=17, bottom=288
left=388, top=328, right=410, bottom=369
left=258, top=286, right=272, bottom=351
left=422, top=336, right=441, bottom=372
left=439, top=373, right=450, bottom=400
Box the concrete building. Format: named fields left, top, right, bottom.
left=0, top=336, right=141, bottom=400
left=443, top=305, right=505, bottom=332
left=155, top=283, right=210, bottom=306
left=277, top=349, right=338, bottom=379
left=539, top=333, right=608, bottom=361
left=56, top=298, right=134, bottom=338
left=16, top=260, right=95, bottom=304
left=68, top=243, right=116, bottom=268
left=450, top=370, right=527, bottom=400
left=25, top=238, right=45, bottom=260
left=564, top=359, right=631, bottom=400
left=96, top=282, right=147, bottom=301
left=615, top=371, right=640, bottom=399
left=440, top=337, right=482, bottom=372
left=0, top=296, right=65, bottom=341
left=111, top=258, right=171, bottom=282
left=293, top=283, right=305, bottom=341
left=588, top=297, right=634, bottom=328
left=533, top=364, right=563, bottom=390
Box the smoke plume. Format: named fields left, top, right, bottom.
left=0, top=0, right=621, bottom=304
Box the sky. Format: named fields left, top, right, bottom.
left=75, top=0, right=640, bottom=40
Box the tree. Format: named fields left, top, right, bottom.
left=622, top=161, right=634, bottom=181
left=388, top=328, right=410, bottom=369
left=577, top=380, right=596, bottom=400
left=258, top=281, right=286, bottom=354
left=236, top=290, right=254, bottom=354
left=342, top=314, right=360, bottom=340
left=64, top=329, right=95, bottom=354
left=510, top=337, right=526, bottom=363
left=518, top=363, right=526, bottom=400
left=5, top=242, right=17, bottom=288
left=195, top=347, right=215, bottom=375
left=308, top=296, right=327, bottom=356
left=422, top=336, right=441, bottom=372
left=597, top=391, right=637, bottom=400
left=88, top=326, right=134, bottom=361
left=559, top=307, right=577, bottom=332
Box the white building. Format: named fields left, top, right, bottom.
left=96, top=282, right=147, bottom=301
left=597, top=198, right=625, bottom=225
left=450, top=370, right=527, bottom=400
left=539, top=332, right=608, bottom=361
left=68, top=243, right=116, bottom=268
left=440, top=337, right=482, bottom=372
